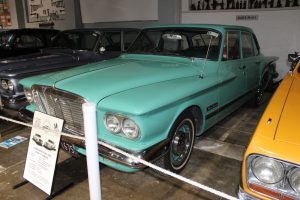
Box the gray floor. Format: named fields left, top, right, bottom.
left=0, top=94, right=271, bottom=200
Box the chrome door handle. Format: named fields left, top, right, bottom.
left=255, top=61, right=261, bottom=65
left=239, top=65, right=246, bottom=70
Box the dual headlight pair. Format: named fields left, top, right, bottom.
left=24, top=88, right=34, bottom=102
left=1, top=79, right=13, bottom=91
left=24, top=88, right=140, bottom=140
left=104, top=114, right=140, bottom=140
left=249, top=155, right=300, bottom=196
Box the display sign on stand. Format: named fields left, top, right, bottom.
left=23, top=111, right=63, bottom=195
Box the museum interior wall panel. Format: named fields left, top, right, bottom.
left=82, top=0, right=181, bottom=29
left=181, top=0, right=300, bottom=80
left=80, top=0, right=158, bottom=23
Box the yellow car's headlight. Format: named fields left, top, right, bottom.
left=289, top=168, right=300, bottom=195
left=251, top=157, right=284, bottom=184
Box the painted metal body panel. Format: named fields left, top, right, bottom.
left=20, top=24, right=277, bottom=172
left=241, top=61, right=300, bottom=199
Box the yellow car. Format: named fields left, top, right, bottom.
left=239, top=54, right=300, bottom=200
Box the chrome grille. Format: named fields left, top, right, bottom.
left=32, top=85, right=86, bottom=136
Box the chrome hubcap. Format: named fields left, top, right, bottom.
left=171, top=119, right=194, bottom=169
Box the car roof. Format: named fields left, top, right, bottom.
left=143, top=24, right=253, bottom=33
left=0, top=28, right=59, bottom=33
left=62, top=28, right=140, bottom=33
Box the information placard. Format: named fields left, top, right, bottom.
left=23, top=111, right=63, bottom=195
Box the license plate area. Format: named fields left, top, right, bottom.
left=60, top=140, right=79, bottom=157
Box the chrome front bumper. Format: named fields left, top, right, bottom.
left=238, top=186, right=259, bottom=200
left=65, top=136, right=170, bottom=169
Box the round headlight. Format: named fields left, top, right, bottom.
left=104, top=114, right=121, bottom=134
left=289, top=168, right=300, bottom=195
left=24, top=88, right=33, bottom=103
left=251, top=157, right=284, bottom=184
left=122, top=118, right=139, bottom=139
left=1, top=80, right=8, bottom=90
left=7, top=80, right=13, bottom=91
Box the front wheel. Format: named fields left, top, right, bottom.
left=255, top=69, right=271, bottom=106
left=155, top=111, right=196, bottom=174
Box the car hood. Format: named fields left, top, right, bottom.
left=22, top=54, right=200, bottom=104
left=0, top=49, right=89, bottom=77
left=275, top=74, right=300, bottom=146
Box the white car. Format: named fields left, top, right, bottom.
left=32, top=134, right=43, bottom=146
left=43, top=139, right=56, bottom=151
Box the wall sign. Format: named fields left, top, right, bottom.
left=236, top=14, right=259, bottom=20
left=189, top=0, right=300, bottom=11
left=0, top=0, right=12, bottom=27
left=23, top=111, right=63, bottom=195
left=26, top=0, right=65, bottom=23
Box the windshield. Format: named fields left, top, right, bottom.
left=127, top=28, right=221, bottom=60
left=52, top=31, right=99, bottom=51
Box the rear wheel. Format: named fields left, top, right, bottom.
left=155, top=111, right=196, bottom=174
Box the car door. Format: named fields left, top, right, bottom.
left=240, top=31, right=260, bottom=91
left=218, top=30, right=246, bottom=109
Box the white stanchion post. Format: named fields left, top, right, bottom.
left=82, top=102, right=101, bottom=200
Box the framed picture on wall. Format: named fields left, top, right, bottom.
left=25, top=0, right=65, bottom=23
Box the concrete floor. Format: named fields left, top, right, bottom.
left=0, top=94, right=272, bottom=200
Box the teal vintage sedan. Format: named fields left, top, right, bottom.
left=20, top=24, right=278, bottom=173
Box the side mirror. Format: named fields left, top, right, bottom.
left=288, top=52, right=300, bottom=71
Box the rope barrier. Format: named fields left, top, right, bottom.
left=0, top=115, right=239, bottom=200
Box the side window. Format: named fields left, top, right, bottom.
left=241, top=32, right=254, bottom=58
left=102, top=32, right=121, bottom=51
left=14, top=35, right=44, bottom=49
left=124, top=31, right=139, bottom=50
left=223, top=31, right=240, bottom=60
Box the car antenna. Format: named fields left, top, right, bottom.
left=200, top=31, right=219, bottom=79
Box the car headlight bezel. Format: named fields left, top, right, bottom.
left=121, top=118, right=140, bottom=139
left=1, top=79, right=8, bottom=90
left=251, top=156, right=285, bottom=184
left=7, top=80, right=14, bottom=91
left=289, top=168, right=300, bottom=195
left=104, top=113, right=140, bottom=140
left=246, top=154, right=300, bottom=199
left=104, top=114, right=121, bottom=134
left=24, top=88, right=34, bottom=103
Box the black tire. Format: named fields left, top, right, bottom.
left=255, top=69, right=271, bottom=106
left=155, top=110, right=196, bottom=174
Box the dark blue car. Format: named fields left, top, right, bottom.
left=0, top=28, right=59, bottom=58
left=0, top=28, right=139, bottom=118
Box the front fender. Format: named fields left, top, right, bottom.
left=96, top=76, right=220, bottom=151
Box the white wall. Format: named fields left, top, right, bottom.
left=80, top=0, right=158, bottom=23
left=181, top=0, right=300, bottom=79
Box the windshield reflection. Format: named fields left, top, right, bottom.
left=127, top=28, right=221, bottom=60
